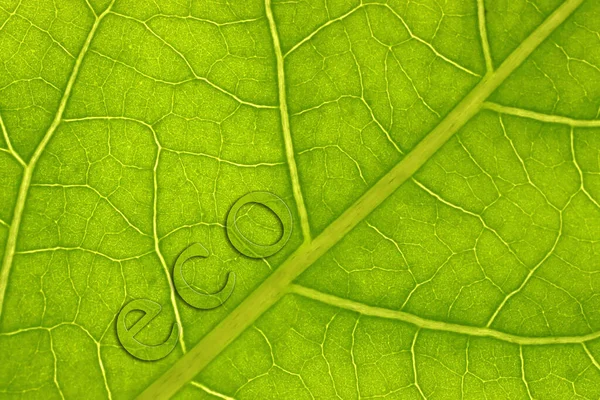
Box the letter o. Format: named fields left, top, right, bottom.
left=226, top=192, right=293, bottom=258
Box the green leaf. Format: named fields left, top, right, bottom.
left=0, top=0, right=599, bottom=399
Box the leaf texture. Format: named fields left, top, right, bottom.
left=1, top=0, right=599, bottom=399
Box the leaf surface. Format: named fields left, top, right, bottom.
left=0, top=0, right=599, bottom=399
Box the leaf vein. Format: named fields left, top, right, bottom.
left=0, top=0, right=117, bottom=316
left=291, top=284, right=600, bottom=346
left=134, top=0, right=586, bottom=396
left=265, top=0, right=312, bottom=241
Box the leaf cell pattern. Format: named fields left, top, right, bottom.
left=1, top=0, right=599, bottom=399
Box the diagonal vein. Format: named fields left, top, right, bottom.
left=137, top=0, right=584, bottom=397
left=0, top=0, right=117, bottom=317
left=0, top=112, right=25, bottom=167
left=265, top=0, right=312, bottom=241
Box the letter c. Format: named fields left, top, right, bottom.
left=173, top=243, right=236, bottom=309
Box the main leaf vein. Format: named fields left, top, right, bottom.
left=138, top=1, right=586, bottom=397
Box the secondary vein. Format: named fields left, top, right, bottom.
left=483, top=102, right=600, bottom=127
left=0, top=112, right=25, bottom=167
left=265, top=0, right=312, bottom=242
left=0, top=0, right=117, bottom=316
left=477, top=0, right=494, bottom=73
left=135, top=0, right=584, bottom=397
left=290, top=284, right=600, bottom=346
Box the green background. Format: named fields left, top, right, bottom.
left=1, top=0, right=600, bottom=398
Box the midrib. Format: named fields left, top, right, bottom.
left=0, top=1, right=116, bottom=315
left=138, top=0, right=585, bottom=398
